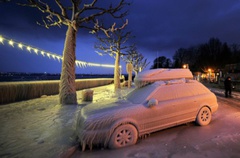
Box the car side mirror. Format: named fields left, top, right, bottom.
left=148, top=98, right=158, bottom=108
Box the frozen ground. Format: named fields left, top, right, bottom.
left=0, top=83, right=240, bottom=158
left=0, top=84, right=133, bottom=158
left=208, top=87, right=240, bottom=99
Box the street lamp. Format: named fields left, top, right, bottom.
left=183, top=64, right=189, bottom=69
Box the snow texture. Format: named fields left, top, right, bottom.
left=76, top=77, right=218, bottom=151
left=134, top=68, right=193, bottom=88
left=1, top=82, right=239, bottom=157
left=128, top=79, right=212, bottom=104
left=0, top=84, right=133, bottom=157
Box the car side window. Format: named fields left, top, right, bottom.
left=151, top=85, right=178, bottom=101
left=151, top=83, right=196, bottom=102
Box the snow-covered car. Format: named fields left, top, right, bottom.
left=76, top=69, right=218, bottom=151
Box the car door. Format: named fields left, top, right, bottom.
left=140, top=83, right=198, bottom=134
left=156, top=83, right=199, bottom=125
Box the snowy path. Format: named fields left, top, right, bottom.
left=0, top=83, right=239, bottom=158
left=0, top=84, right=133, bottom=158
left=208, top=87, right=240, bottom=99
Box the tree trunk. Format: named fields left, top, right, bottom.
left=114, top=53, right=121, bottom=91
left=59, top=25, right=77, bottom=105
left=126, top=63, right=133, bottom=88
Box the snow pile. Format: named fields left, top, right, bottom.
left=134, top=68, right=193, bottom=88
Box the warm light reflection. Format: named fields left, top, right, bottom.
left=0, top=34, right=118, bottom=69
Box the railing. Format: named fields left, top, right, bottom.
left=0, top=78, right=114, bottom=104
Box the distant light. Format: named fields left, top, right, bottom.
left=9, top=40, right=14, bottom=47
left=51, top=54, right=56, bottom=60
left=56, top=56, right=62, bottom=62
left=27, top=46, right=31, bottom=51
left=46, top=53, right=51, bottom=58
left=101, top=64, right=115, bottom=68
left=41, top=51, right=45, bottom=56
left=0, top=36, right=3, bottom=44
left=34, top=48, right=38, bottom=54
left=88, top=63, right=101, bottom=67
left=0, top=34, right=118, bottom=69
left=18, top=43, right=23, bottom=49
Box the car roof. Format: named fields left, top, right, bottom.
left=135, top=68, right=193, bottom=88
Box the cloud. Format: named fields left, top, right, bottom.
left=1, top=0, right=240, bottom=73
left=128, top=0, right=240, bottom=58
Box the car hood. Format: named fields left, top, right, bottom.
left=81, top=98, right=138, bottom=118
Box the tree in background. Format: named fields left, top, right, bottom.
left=230, top=44, right=240, bottom=64
left=172, top=37, right=235, bottom=73
left=124, top=45, right=150, bottom=75
left=151, top=56, right=172, bottom=69
left=10, top=0, right=130, bottom=104
left=93, top=20, right=131, bottom=90
left=172, top=47, right=198, bottom=69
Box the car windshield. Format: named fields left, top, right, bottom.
left=126, top=83, right=157, bottom=104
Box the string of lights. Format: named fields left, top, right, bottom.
left=0, top=35, right=116, bottom=68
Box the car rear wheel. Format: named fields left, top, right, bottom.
left=196, top=106, right=212, bottom=126
left=108, top=124, right=138, bottom=149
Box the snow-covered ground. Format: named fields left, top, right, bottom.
left=0, top=82, right=240, bottom=158
left=0, top=84, right=133, bottom=158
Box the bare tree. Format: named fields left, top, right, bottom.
left=93, top=19, right=131, bottom=90
left=125, top=45, right=149, bottom=75
left=12, top=0, right=130, bottom=104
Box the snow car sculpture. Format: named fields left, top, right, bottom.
left=76, top=69, right=218, bottom=151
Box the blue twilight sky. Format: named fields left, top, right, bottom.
left=0, top=0, right=240, bottom=74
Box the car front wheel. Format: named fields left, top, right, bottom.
left=108, top=124, right=138, bottom=149
left=196, top=106, right=212, bottom=126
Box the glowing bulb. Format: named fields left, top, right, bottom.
left=0, top=35, right=116, bottom=69
left=0, top=36, right=4, bottom=44
left=27, top=46, right=31, bottom=51
left=51, top=54, right=56, bottom=60
left=18, top=43, right=23, bottom=49
left=34, top=48, right=38, bottom=54
left=9, top=40, right=14, bottom=47
left=56, top=56, right=61, bottom=62
left=46, top=53, right=51, bottom=58
left=41, top=51, right=45, bottom=56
